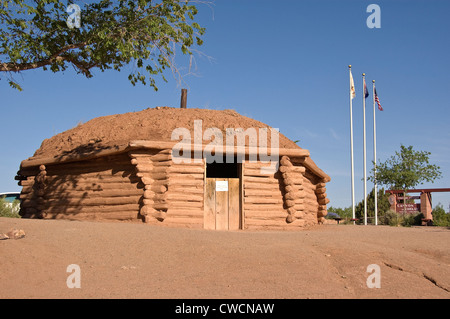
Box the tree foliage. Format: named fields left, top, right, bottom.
left=432, top=203, right=450, bottom=227
left=369, top=144, right=442, bottom=191
left=0, top=0, right=206, bottom=90
left=355, top=187, right=390, bottom=220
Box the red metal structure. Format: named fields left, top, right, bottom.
left=385, top=188, right=450, bottom=224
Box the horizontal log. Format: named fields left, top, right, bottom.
left=136, top=172, right=168, bottom=180
left=132, top=160, right=172, bottom=168
left=19, top=145, right=131, bottom=168
left=45, top=175, right=142, bottom=185
left=43, top=189, right=142, bottom=198
left=141, top=177, right=167, bottom=185
left=168, top=166, right=204, bottom=174
left=318, top=198, right=330, bottom=205
left=243, top=162, right=272, bottom=169
left=129, top=153, right=172, bottom=161
left=168, top=179, right=203, bottom=186
left=135, top=166, right=168, bottom=173
left=170, top=173, right=204, bottom=180
left=128, top=149, right=164, bottom=157
left=45, top=182, right=143, bottom=192
left=244, top=183, right=281, bottom=190
left=244, top=176, right=279, bottom=184
left=244, top=197, right=283, bottom=204
left=166, top=209, right=204, bottom=217
left=43, top=211, right=139, bottom=221
left=129, top=140, right=310, bottom=158
left=45, top=164, right=133, bottom=175
left=170, top=161, right=204, bottom=167
left=165, top=193, right=203, bottom=202
left=243, top=214, right=287, bottom=222
left=243, top=203, right=285, bottom=211
left=43, top=203, right=140, bottom=214
left=45, top=170, right=135, bottom=180
left=41, top=196, right=141, bottom=207
left=244, top=189, right=282, bottom=196
left=46, top=156, right=131, bottom=167
left=168, top=201, right=203, bottom=208
left=243, top=168, right=276, bottom=177
left=168, top=188, right=204, bottom=195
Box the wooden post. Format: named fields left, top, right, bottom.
left=180, top=89, right=187, bottom=108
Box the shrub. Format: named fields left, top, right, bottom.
left=432, top=203, right=450, bottom=227
left=380, top=210, right=422, bottom=227
left=0, top=197, right=21, bottom=218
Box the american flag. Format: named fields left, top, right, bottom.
left=374, top=88, right=383, bottom=111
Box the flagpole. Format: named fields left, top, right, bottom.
left=349, top=65, right=356, bottom=223
left=373, top=80, right=378, bottom=226
left=363, top=73, right=367, bottom=226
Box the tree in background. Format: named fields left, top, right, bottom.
left=368, top=145, right=442, bottom=213
left=431, top=203, right=450, bottom=227
left=355, top=187, right=390, bottom=222
left=0, top=0, right=206, bottom=91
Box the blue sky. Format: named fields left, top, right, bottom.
left=1, top=0, right=450, bottom=211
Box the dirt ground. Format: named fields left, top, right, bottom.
left=1, top=217, right=449, bottom=299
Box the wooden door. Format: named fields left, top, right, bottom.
left=204, top=178, right=241, bottom=230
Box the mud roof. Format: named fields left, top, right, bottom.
left=20, top=107, right=330, bottom=182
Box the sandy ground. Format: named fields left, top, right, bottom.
left=1, top=217, right=449, bottom=299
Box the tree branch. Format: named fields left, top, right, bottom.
left=0, top=42, right=87, bottom=72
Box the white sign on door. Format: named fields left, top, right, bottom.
left=216, top=181, right=228, bottom=192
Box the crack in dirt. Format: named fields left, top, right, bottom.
left=383, top=262, right=450, bottom=293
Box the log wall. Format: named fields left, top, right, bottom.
left=18, top=153, right=143, bottom=221
left=129, top=149, right=205, bottom=228
left=243, top=156, right=329, bottom=229
left=17, top=150, right=330, bottom=229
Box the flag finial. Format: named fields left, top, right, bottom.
left=362, top=73, right=365, bottom=76
left=372, top=80, right=375, bottom=83
left=348, top=65, right=352, bottom=68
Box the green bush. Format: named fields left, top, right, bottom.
left=0, top=197, right=21, bottom=218
left=432, top=203, right=450, bottom=227
left=380, top=210, right=422, bottom=227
